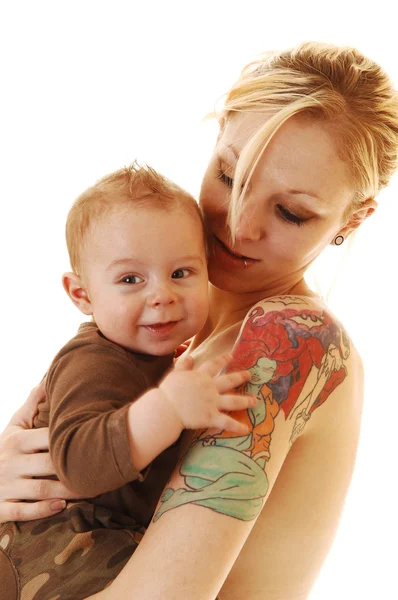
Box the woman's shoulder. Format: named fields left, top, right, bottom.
left=245, top=293, right=327, bottom=314
left=234, top=294, right=363, bottom=445
left=239, top=293, right=339, bottom=337
left=237, top=293, right=363, bottom=397
left=239, top=292, right=351, bottom=342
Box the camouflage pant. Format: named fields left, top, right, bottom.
left=0, top=501, right=144, bottom=600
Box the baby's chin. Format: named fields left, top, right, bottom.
left=145, top=336, right=192, bottom=358
left=118, top=341, right=178, bottom=357
left=117, top=336, right=189, bottom=358
left=102, top=322, right=199, bottom=357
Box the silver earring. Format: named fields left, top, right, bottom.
left=333, top=234, right=344, bottom=246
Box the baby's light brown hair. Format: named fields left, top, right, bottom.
left=66, top=162, right=204, bottom=276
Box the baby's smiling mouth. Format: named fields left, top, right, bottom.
left=142, top=322, right=179, bottom=334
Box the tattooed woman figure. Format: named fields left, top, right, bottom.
left=1, top=43, right=398, bottom=600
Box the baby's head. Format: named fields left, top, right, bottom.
left=63, top=163, right=209, bottom=356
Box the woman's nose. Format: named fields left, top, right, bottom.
left=234, top=201, right=265, bottom=242
left=235, top=207, right=264, bottom=242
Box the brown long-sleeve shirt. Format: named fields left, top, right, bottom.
left=34, top=322, right=181, bottom=527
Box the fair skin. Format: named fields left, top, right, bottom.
left=201, top=112, right=374, bottom=304
left=66, top=205, right=210, bottom=357
left=62, top=204, right=253, bottom=478
left=0, top=113, right=374, bottom=598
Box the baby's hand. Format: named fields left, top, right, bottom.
left=159, top=353, right=255, bottom=435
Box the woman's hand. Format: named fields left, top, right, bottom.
left=0, top=381, right=77, bottom=523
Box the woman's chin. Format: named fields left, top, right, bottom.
left=207, top=263, right=252, bottom=295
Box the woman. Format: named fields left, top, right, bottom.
left=1, top=42, right=397, bottom=599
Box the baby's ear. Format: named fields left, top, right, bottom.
left=62, top=272, right=93, bottom=316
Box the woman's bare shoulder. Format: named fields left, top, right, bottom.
left=245, top=293, right=334, bottom=315
left=240, top=293, right=363, bottom=367
left=234, top=293, right=363, bottom=439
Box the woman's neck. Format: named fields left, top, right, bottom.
left=192, top=277, right=314, bottom=349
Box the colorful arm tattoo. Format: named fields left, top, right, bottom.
left=153, top=297, right=350, bottom=523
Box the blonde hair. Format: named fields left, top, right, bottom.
left=221, top=42, right=398, bottom=237
left=66, top=162, right=203, bottom=275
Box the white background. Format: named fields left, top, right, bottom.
left=1, top=2, right=397, bottom=598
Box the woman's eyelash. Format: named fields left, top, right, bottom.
left=276, top=204, right=307, bottom=226
left=218, top=169, right=307, bottom=227
left=218, top=170, right=234, bottom=188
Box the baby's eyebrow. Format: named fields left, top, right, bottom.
left=178, top=256, right=205, bottom=264
left=105, top=256, right=205, bottom=272
left=105, top=258, right=145, bottom=271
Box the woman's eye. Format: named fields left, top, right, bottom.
left=172, top=269, right=190, bottom=279
left=218, top=170, right=234, bottom=188
left=121, top=275, right=144, bottom=284
left=277, top=204, right=307, bottom=227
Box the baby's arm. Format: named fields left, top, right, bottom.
left=48, top=345, right=253, bottom=498
left=47, top=343, right=152, bottom=497
left=126, top=354, right=254, bottom=471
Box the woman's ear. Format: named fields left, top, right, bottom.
left=62, top=272, right=93, bottom=316
left=338, top=198, right=378, bottom=239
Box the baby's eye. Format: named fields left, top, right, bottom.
left=121, top=275, right=144, bottom=284
left=171, top=269, right=190, bottom=279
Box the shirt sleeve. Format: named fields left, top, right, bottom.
left=46, top=342, right=147, bottom=497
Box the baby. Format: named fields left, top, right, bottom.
left=0, top=163, right=254, bottom=600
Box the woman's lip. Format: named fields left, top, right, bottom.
left=213, top=235, right=259, bottom=264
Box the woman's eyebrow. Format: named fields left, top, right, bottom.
left=288, top=189, right=323, bottom=202
left=227, top=143, right=240, bottom=159
left=224, top=145, right=324, bottom=203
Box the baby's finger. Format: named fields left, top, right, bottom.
left=198, top=353, right=233, bottom=378
left=218, top=394, right=257, bottom=412
left=215, top=370, right=252, bottom=393
left=214, top=415, right=251, bottom=435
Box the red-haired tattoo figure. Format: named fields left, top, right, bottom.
left=154, top=298, right=350, bottom=522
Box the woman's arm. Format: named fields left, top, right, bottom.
left=217, top=376, right=363, bottom=600
left=0, top=381, right=75, bottom=523
left=88, top=296, right=362, bottom=600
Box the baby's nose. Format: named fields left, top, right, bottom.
left=148, top=283, right=177, bottom=306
